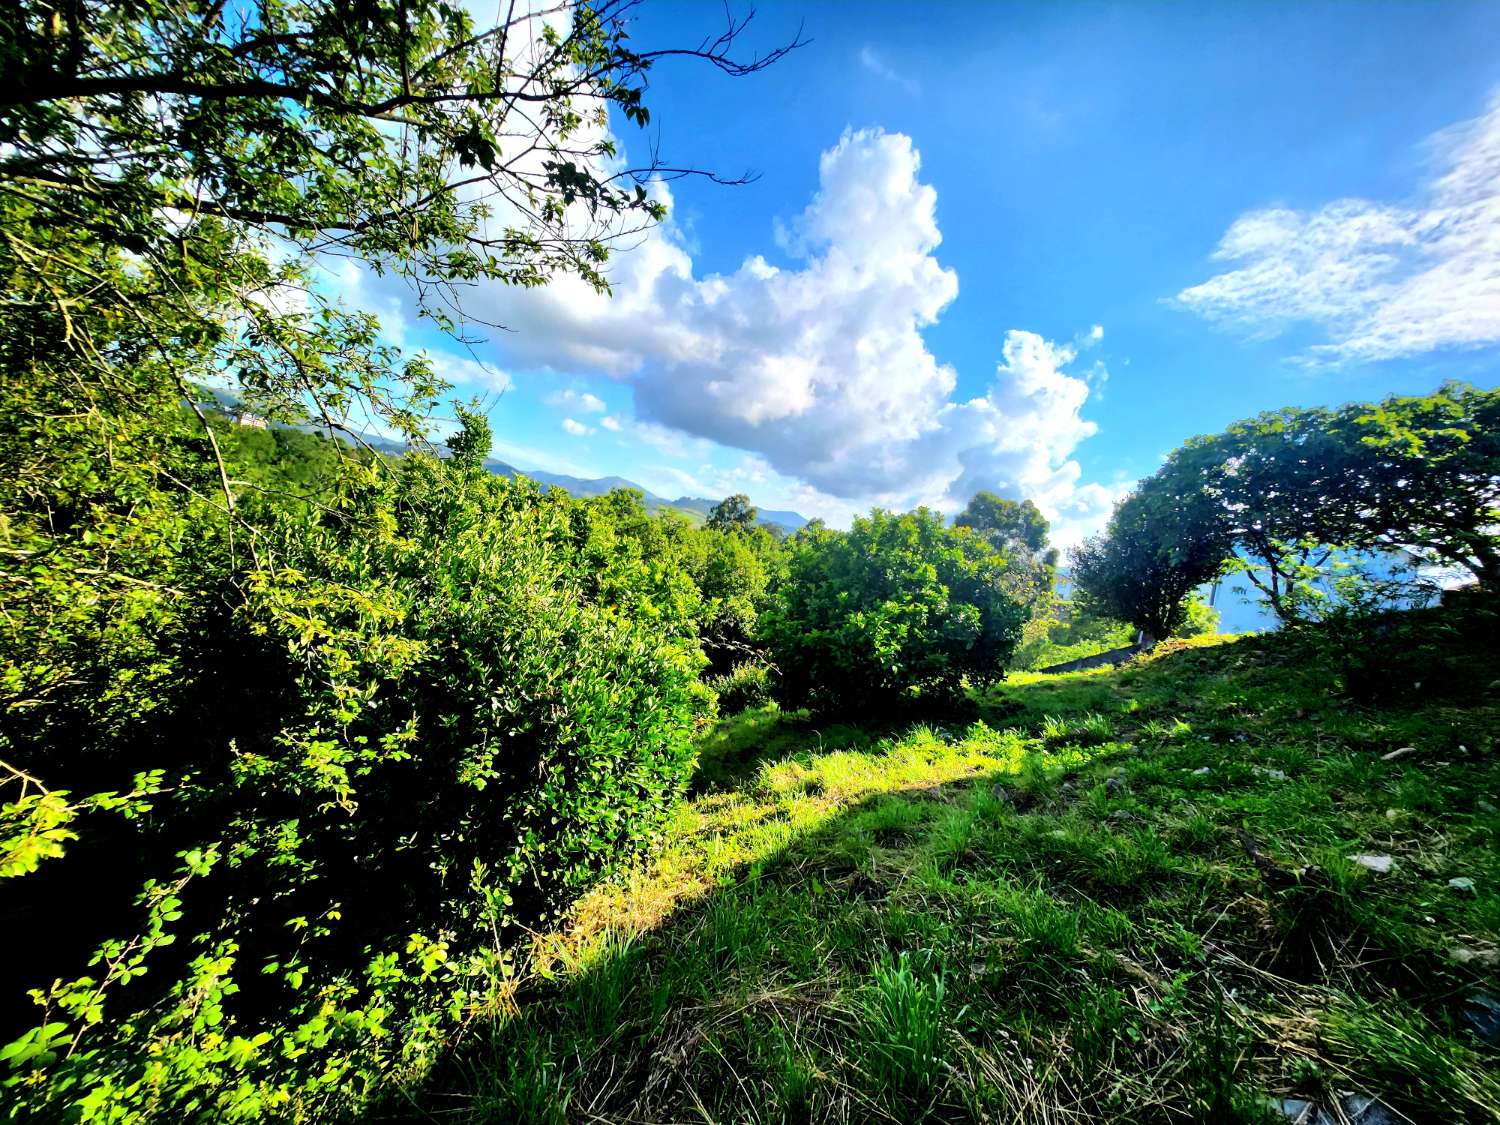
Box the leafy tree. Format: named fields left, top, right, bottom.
left=956, top=492, right=1051, bottom=557
left=1327, top=382, right=1500, bottom=585
left=1179, top=408, right=1355, bottom=623
left=445, top=405, right=494, bottom=472
left=707, top=493, right=759, bottom=533
left=760, top=509, right=1027, bottom=713
left=1072, top=490, right=1229, bottom=643
left=955, top=491, right=1058, bottom=645
left=1144, top=385, right=1498, bottom=626
left=0, top=1, right=796, bottom=1116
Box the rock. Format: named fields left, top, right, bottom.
left=1339, top=1093, right=1401, bottom=1125
left=1253, top=767, right=1288, bottom=781
left=1463, top=991, right=1500, bottom=1045
left=1451, top=946, right=1500, bottom=968
left=1108, top=809, right=1134, bottom=823
left=1273, top=1097, right=1315, bottom=1123
left=1449, top=876, right=1477, bottom=895
left=1058, top=781, right=1077, bottom=799
left=990, top=784, right=1014, bottom=806
left=1105, top=776, right=1127, bottom=798
left=1272, top=1093, right=1401, bottom=1125
left=1192, top=767, right=1211, bottom=776
left=1347, top=853, right=1395, bottom=874
left=1381, top=746, right=1418, bottom=762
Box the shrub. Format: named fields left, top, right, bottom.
left=2, top=458, right=705, bottom=1122
left=707, top=661, right=774, bottom=715
left=759, top=509, right=1027, bottom=714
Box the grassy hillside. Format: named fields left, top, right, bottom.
left=385, top=601, right=1500, bottom=1124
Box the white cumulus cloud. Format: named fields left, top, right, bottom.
left=1173, top=87, right=1500, bottom=363
left=560, top=417, right=594, bottom=436
left=361, top=127, right=1117, bottom=542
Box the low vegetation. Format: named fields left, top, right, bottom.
left=390, top=595, right=1500, bottom=1123
left=3, top=2, right=1496, bottom=1122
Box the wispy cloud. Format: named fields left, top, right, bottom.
left=858, top=46, right=919, bottom=95
left=1172, top=87, right=1500, bottom=364
left=545, top=388, right=606, bottom=413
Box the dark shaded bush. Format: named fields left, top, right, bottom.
left=707, top=661, right=774, bottom=715
left=2, top=458, right=705, bottom=1121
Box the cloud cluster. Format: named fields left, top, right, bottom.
left=458, top=127, right=1116, bottom=541
left=1173, top=88, right=1500, bottom=363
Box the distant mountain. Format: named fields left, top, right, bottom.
left=482, top=459, right=809, bottom=533
left=206, top=398, right=812, bottom=534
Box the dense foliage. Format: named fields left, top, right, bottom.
left=760, top=510, right=1028, bottom=713
left=1073, top=383, right=1500, bottom=634
left=0, top=1, right=803, bottom=1119
left=2, top=430, right=710, bottom=1121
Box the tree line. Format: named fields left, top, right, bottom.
left=1072, top=383, right=1499, bottom=640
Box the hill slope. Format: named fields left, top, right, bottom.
left=387, top=599, right=1500, bottom=1124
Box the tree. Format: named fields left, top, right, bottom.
left=445, top=405, right=493, bottom=472
left=1071, top=491, right=1230, bottom=643
left=1328, top=382, right=1500, bottom=585
left=707, top=493, right=758, bottom=533
left=759, top=508, right=1027, bottom=713
left=956, top=492, right=1051, bottom=557
left=955, top=491, right=1058, bottom=634
left=1186, top=408, right=1356, bottom=623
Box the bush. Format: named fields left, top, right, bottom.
left=2, top=459, right=705, bottom=1122
left=707, top=661, right=774, bottom=715
left=759, top=509, right=1027, bottom=714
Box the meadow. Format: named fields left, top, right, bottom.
left=390, top=600, right=1500, bottom=1123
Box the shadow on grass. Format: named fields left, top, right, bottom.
left=365, top=770, right=1280, bottom=1125
left=366, top=603, right=1500, bottom=1124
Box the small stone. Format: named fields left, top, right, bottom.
left=1339, top=1093, right=1401, bottom=1125
left=1059, top=781, right=1077, bottom=799
left=1451, top=946, right=1500, bottom=968
left=1253, top=767, right=1287, bottom=781
left=1449, top=876, right=1477, bottom=895
left=990, top=784, right=1014, bottom=806
left=1272, top=1093, right=1400, bottom=1125
left=1105, top=776, right=1126, bottom=798
left=1463, top=991, right=1500, bottom=1045
left=1347, top=853, right=1395, bottom=874
left=1381, top=746, right=1418, bottom=762
left=1109, top=809, right=1134, bottom=823
left=1192, top=766, right=1211, bottom=776
left=1273, top=1096, right=1314, bottom=1123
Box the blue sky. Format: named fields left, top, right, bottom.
left=372, top=1, right=1500, bottom=545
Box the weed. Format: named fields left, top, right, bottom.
left=858, top=950, right=956, bottom=1105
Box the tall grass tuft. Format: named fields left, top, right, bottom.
left=857, top=951, right=955, bottom=1104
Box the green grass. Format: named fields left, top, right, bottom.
left=381, top=605, right=1500, bottom=1124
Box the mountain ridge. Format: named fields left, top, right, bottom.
left=481, top=458, right=810, bottom=532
